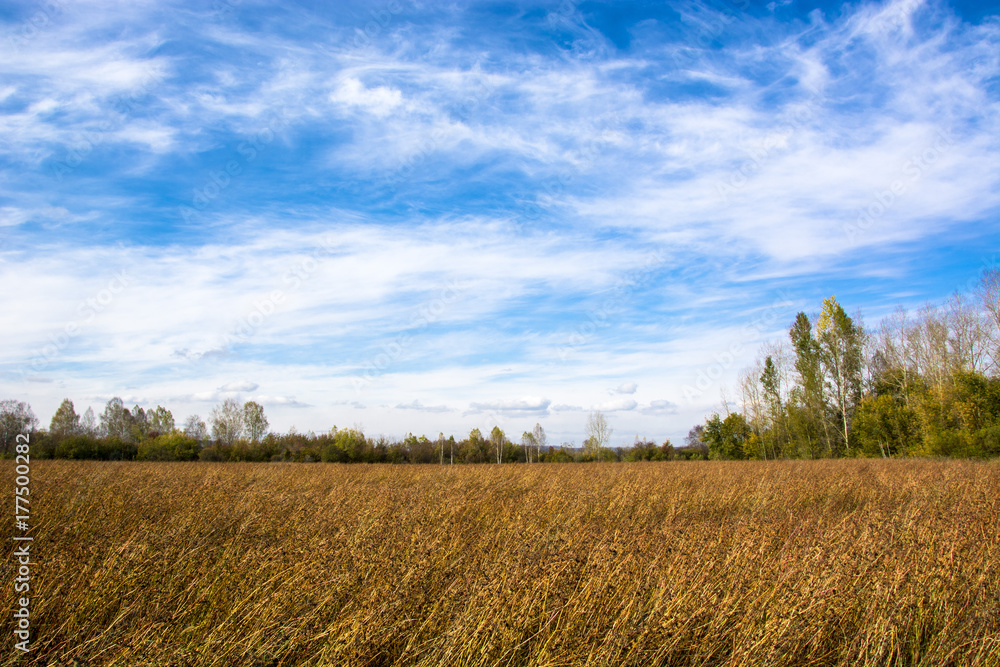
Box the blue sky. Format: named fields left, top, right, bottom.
left=2, top=0, right=998, bottom=445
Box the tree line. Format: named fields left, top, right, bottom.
left=699, top=269, right=1000, bottom=459
left=0, top=394, right=710, bottom=463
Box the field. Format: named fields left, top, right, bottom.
left=3, top=460, right=1000, bottom=667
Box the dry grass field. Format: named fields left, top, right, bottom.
left=3, top=460, right=999, bottom=667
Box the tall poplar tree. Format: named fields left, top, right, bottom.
left=789, top=312, right=830, bottom=457
left=816, top=296, right=864, bottom=455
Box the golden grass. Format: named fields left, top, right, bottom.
left=3, top=460, right=999, bottom=666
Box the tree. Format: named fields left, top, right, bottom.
left=148, top=406, right=175, bottom=435
left=870, top=306, right=916, bottom=406
left=489, top=425, right=506, bottom=464
left=852, top=394, right=919, bottom=458
left=908, top=304, right=952, bottom=393
left=521, top=431, right=537, bottom=463
left=759, top=355, right=785, bottom=459
left=81, top=407, right=98, bottom=436
left=99, top=398, right=131, bottom=440
left=703, top=412, right=752, bottom=460
left=183, top=415, right=208, bottom=442
left=789, top=312, right=832, bottom=457
left=584, top=411, right=612, bottom=456
left=946, top=292, right=989, bottom=374
left=816, top=296, right=864, bottom=455
left=738, top=363, right=766, bottom=456
left=242, top=401, right=268, bottom=442
left=532, top=423, right=547, bottom=462
left=130, top=405, right=149, bottom=442
left=210, top=398, right=244, bottom=444
left=50, top=398, right=80, bottom=438
left=138, top=432, right=200, bottom=461
left=0, top=400, right=38, bottom=455
left=977, top=268, right=1000, bottom=372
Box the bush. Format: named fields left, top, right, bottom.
left=138, top=433, right=201, bottom=461
left=625, top=440, right=673, bottom=462
left=55, top=435, right=100, bottom=459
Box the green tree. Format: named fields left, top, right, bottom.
left=138, top=432, right=200, bottom=461
left=321, top=427, right=368, bottom=462
left=147, top=406, right=175, bottom=435
left=816, top=296, right=864, bottom=455
left=50, top=398, right=80, bottom=438
left=703, top=413, right=752, bottom=460
left=852, top=394, right=920, bottom=458
left=130, top=405, right=149, bottom=442
left=242, top=401, right=269, bottom=442
left=928, top=371, right=1000, bottom=457
left=789, top=312, right=832, bottom=457
left=760, top=356, right=783, bottom=458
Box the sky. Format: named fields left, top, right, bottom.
left=2, top=0, right=999, bottom=446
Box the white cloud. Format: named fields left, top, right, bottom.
left=594, top=398, right=638, bottom=412
left=467, top=396, right=552, bottom=416
left=640, top=400, right=679, bottom=416
left=610, top=382, right=637, bottom=395
left=395, top=399, right=453, bottom=413
left=221, top=380, right=259, bottom=392
left=551, top=404, right=584, bottom=412
left=330, top=77, right=404, bottom=118
left=251, top=395, right=310, bottom=408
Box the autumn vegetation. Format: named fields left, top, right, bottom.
left=700, top=269, right=1000, bottom=461
left=3, top=458, right=998, bottom=666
